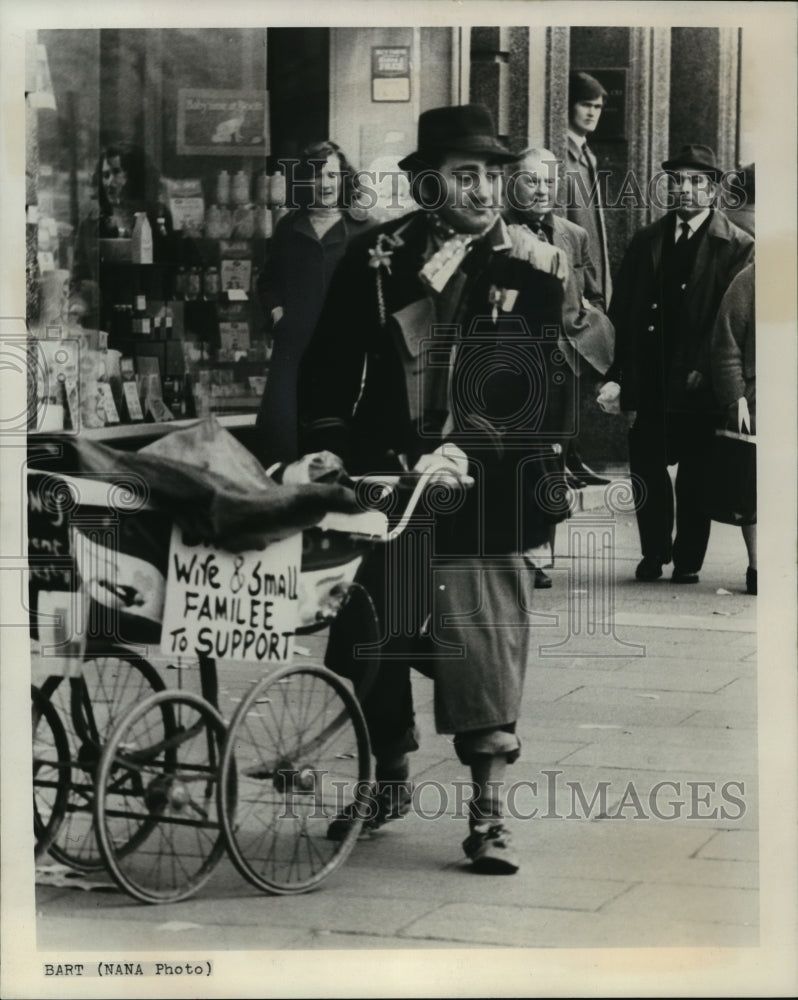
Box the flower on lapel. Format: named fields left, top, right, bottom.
left=488, top=284, right=520, bottom=323
left=368, top=231, right=404, bottom=275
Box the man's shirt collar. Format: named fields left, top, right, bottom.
left=674, top=208, right=711, bottom=240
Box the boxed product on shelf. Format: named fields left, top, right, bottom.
left=162, top=177, right=205, bottom=236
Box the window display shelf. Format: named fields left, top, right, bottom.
left=30, top=412, right=256, bottom=442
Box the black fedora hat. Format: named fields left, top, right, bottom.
left=398, top=104, right=515, bottom=172
left=662, top=144, right=722, bottom=180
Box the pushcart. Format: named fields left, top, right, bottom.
left=31, top=455, right=449, bottom=904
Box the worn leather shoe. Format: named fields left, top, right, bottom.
left=672, top=569, right=699, bottom=584
left=635, top=557, right=663, bottom=581
left=326, top=781, right=414, bottom=842
left=463, top=822, right=520, bottom=875
left=746, top=567, right=757, bottom=595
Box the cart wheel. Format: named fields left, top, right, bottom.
left=219, top=664, right=371, bottom=895
left=38, top=650, right=166, bottom=872
left=32, top=686, right=71, bottom=860
left=95, top=690, right=227, bottom=904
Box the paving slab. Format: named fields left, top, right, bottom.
left=600, top=881, right=759, bottom=928
left=397, top=900, right=758, bottom=949
left=695, top=829, right=759, bottom=863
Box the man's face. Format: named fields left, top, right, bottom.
left=512, top=152, right=559, bottom=216
left=570, top=98, right=604, bottom=137
left=668, top=168, right=717, bottom=218
left=434, top=153, right=503, bottom=235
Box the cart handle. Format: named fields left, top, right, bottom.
left=354, top=460, right=472, bottom=543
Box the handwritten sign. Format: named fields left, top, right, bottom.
left=372, top=46, right=411, bottom=102
left=160, top=527, right=301, bottom=664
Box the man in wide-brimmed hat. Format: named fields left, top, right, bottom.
left=607, top=143, right=754, bottom=585
left=295, top=104, right=573, bottom=874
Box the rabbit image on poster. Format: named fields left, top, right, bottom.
left=212, top=114, right=246, bottom=144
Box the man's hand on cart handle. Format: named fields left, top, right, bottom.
left=413, top=443, right=474, bottom=489
left=282, top=451, right=346, bottom=485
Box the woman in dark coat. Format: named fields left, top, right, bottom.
left=711, top=261, right=756, bottom=594
left=255, top=140, right=374, bottom=465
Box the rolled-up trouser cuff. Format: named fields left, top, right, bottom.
left=453, top=728, right=521, bottom=765
left=371, top=725, right=421, bottom=763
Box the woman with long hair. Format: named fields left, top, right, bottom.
left=73, top=142, right=170, bottom=291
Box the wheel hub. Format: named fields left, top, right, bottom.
left=144, top=775, right=191, bottom=812
left=272, top=760, right=317, bottom=794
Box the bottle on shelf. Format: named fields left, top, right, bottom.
left=268, top=171, right=286, bottom=207
left=205, top=205, right=225, bottom=239
left=132, top=294, right=151, bottom=337
left=162, top=305, right=174, bottom=339
left=254, top=205, right=273, bottom=238
left=256, top=170, right=270, bottom=206
left=174, top=266, right=188, bottom=300
left=131, top=212, right=153, bottom=264
left=202, top=266, right=220, bottom=302
left=232, top=170, right=250, bottom=206
left=216, top=169, right=231, bottom=207
left=185, top=267, right=202, bottom=302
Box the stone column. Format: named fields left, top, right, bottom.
left=627, top=27, right=672, bottom=228
left=716, top=27, right=741, bottom=171
left=669, top=27, right=741, bottom=173
left=545, top=27, right=571, bottom=167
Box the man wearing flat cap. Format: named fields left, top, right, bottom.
left=296, top=104, right=573, bottom=874
left=608, top=144, right=754, bottom=584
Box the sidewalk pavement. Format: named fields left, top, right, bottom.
left=36, top=489, right=758, bottom=951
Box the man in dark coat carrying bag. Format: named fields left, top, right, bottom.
left=608, top=144, right=754, bottom=583
left=296, top=105, right=573, bottom=873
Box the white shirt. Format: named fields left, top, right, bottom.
left=567, top=129, right=587, bottom=150
left=674, top=208, right=711, bottom=242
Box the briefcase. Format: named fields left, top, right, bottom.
left=704, top=428, right=757, bottom=525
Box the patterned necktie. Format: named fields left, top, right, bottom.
left=529, top=217, right=550, bottom=244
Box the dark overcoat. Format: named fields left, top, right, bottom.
left=608, top=210, right=754, bottom=414
left=255, top=210, right=374, bottom=464
left=297, top=210, right=573, bottom=556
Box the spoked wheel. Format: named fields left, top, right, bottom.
left=219, top=664, right=371, bottom=895
left=95, top=691, right=228, bottom=904
left=38, top=650, right=166, bottom=872
left=32, top=686, right=71, bottom=860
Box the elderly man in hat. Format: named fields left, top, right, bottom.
left=608, top=144, right=754, bottom=584
left=295, top=104, right=572, bottom=874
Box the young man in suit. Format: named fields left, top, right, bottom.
left=608, top=144, right=754, bottom=583
left=296, top=105, right=573, bottom=874
left=563, top=71, right=613, bottom=308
